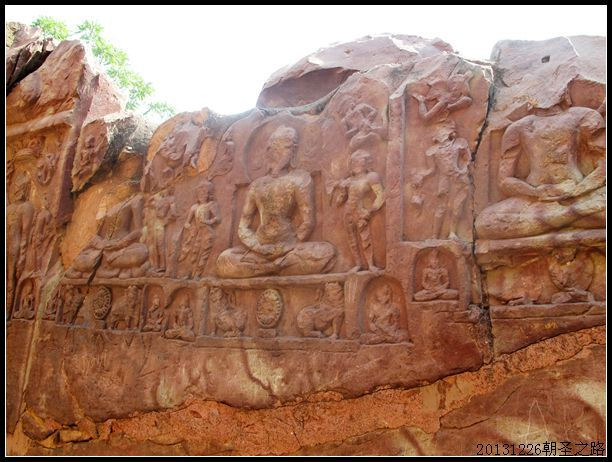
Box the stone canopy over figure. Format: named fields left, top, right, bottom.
left=216, top=125, right=337, bottom=278
left=475, top=107, right=606, bottom=240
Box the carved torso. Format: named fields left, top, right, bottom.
left=251, top=169, right=311, bottom=245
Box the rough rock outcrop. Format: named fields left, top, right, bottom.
left=6, top=30, right=606, bottom=456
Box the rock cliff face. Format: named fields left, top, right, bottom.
left=6, top=26, right=606, bottom=456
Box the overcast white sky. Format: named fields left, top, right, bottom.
left=6, top=5, right=607, bottom=116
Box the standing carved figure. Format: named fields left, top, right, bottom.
left=331, top=150, right=385, bottom=271
left=178, top=180, right=220, bottom=278
left=26, top=194, right=54, bottom=275
left=413, top=122, right=470, bottom=239
left=414, top=249, right=458, bottom=301
left=147, top=188, right=178, bottom=276
left=7, top=173, right=35, bottom=316
left=216, top=125, right=336, bottom=278
left=361, top=283, right=409, bottom=344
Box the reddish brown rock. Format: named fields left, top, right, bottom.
left=5, top=22, right=55, bottom=93
left=5, top=30, right=606, bottom=456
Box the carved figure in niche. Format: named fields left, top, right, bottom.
left=178, top=180, right=220, bottom=278
left=216, top=125, right=336, bottom=278
left=164, top=299, right=195, bottom=342
left=414, top=249, right=458, bottom=301
left=297, top=282, right=345, bottom=339
left=7, top=172, right=35, bottom=316
left=413, top=121, right=470, bottom=239
left=342, top=102, right=386, bottom=150
left=411, top=72, right=473, bottom=124
left=61, top=286, right=84, bottom=324
left=110, top=286, right=140, bottom=330
left=146, top=188, right=178, bottom=276
left=548, top=248, right=595, bottom=304
left=36, top=151, right=57, bottom=185
left=475, top=107, right=605, bottom=240
left=66, top=193, right=149, bottom=279
left=331, top=150, right=385, bottom=271
left=13, top=283, right=36, bottom=320
left=43, top=288, right=62, bottom=321
left=212, top=288, right=246, bottom=337
left=25, top=194, right=54, bottom=275
left=361, top=283, right=410, bottom=344
left=142, top=294, right=165, bottom=332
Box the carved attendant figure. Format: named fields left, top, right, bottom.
left=413, top=122, right=470, bottom=239
left=147, top=188, right=178, bottom=275
left=216, top=125, right=336, bottom=278
left=178, top=180, right=220, bottom=278
left=26, top=194, right=54, bottom=275
left=414, top=250, right=458, bottom=301
left=475, top=107, right=605, bottom=239
left=332, top=150, right=385, bottom=271
left=411, top=72, right=473, bottom=124
left=7, top=173, right=35, bottom=315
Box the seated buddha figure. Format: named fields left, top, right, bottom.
left=216, top=125, right=336, bottom=278
left=475, top=107, right=605, bottom=240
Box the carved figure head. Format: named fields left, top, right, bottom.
left=196, top=180, right=214, bottom=202
left=374, top=283, right=392, bottom=304
left=350, top=150, right=372, bottom=175
left=551, top=247, right=578, bottom=264
left=265, top=125, right=298, bottom=175
left=151, top=294, right=161, bottom=308
left=427, top=249, right=441, bottom=267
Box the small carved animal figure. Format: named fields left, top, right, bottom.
left=212, top=288, right=246, bottom=337
left=297, top=282, right=345, bottom=339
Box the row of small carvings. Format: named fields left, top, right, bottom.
left=13, top=281, right=414, bottom=345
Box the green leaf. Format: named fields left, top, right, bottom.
left=31, top=16, right=69, bottom=41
